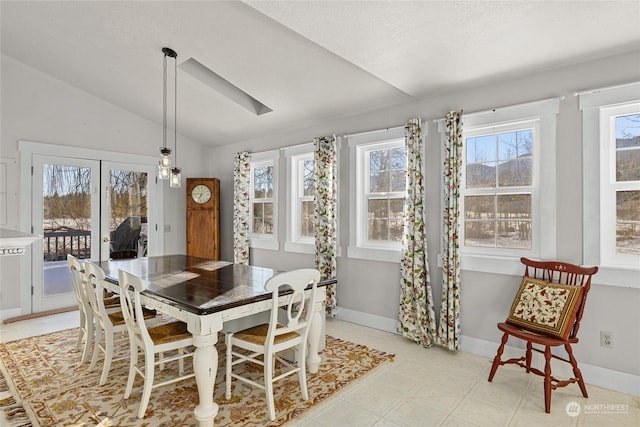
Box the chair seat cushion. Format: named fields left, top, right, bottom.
left=497, top=322, right=579, bottom=345
left=108, top=307, right=156, bottom=326
left=506, top=277, right=583, bottom=340
left=148, top=321, right=192, bottom=345
left=234, top=323, right=300, bottom=346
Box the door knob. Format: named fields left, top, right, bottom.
left=103, top=237, right=110, bottom=243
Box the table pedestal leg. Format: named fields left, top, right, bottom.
left=307, top=300, right=323, bottom=373
left=192, top=334, right=219, bottom=427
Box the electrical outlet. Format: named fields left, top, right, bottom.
left=600, top=331, right=613, bottom=348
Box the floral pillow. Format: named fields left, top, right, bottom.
left=506, top=277, right=583, bottom=340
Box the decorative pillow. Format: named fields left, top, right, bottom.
left=506, top=277, right=583, bottom=340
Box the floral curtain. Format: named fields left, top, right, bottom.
left=314, top=136, right=338, bottom=316
left=233, top=151, right=251, bottom=265
left=438, top=111, right=463, bottom=351
left=398, top=118, right=437, bottom=347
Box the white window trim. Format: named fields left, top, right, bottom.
left=283, top=143, right=315, bottom=254
left=580, top=82, right=640, bottom=288
left=347, top=126, right=407, bottom=263
left=249, top=150, right=279, bottom=251
left=439, top=98, right=559, bottom=275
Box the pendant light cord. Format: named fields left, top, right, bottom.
left=174, top=52, right=178, bottom=165
left=163, top=53, right=167, bottom=150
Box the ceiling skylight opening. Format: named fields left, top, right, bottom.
left=179, top=58, right=273, bottom=116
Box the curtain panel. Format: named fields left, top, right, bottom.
left=233, top=151, right=251, bottom=265
left=313, top=136, right=338, bottom=316
left=398, top=118, right=437, bottom=347
left=438, top=111, right=463, bottom=351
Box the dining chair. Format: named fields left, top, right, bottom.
left=118, top=269, right=195, bottom=418
left=225, top=268, right=321, bottom=421
left=488, top=257, right=598, bottom=413
left=67, top=254, right=94, bottom=363
left=83, top=261, right=158, bottom=386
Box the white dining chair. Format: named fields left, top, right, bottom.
left=225, top=268, right=320, bottom=421
left=84, top=261, right=158, bottom=386
left=67, top=254, right=94, bottom=363
left=118, top=269, right=195, bottom=418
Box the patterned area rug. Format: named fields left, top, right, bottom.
left=0, top=328, right=393, bottom=426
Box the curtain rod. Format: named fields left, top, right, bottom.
left=344, top=123, right=414, bottom=139
left=573, top=81, right=640, bottom=97
left=433, top=96, right=562, bottom=127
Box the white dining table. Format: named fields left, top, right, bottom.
left=98, top=254, right=332, bottom=427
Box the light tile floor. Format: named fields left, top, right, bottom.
left=1, top=312, right=638, bottom=426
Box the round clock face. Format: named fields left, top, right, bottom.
left=191, top=184, right=212, bottom=204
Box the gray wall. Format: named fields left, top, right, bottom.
left=209, top=50, right=640, bottom=379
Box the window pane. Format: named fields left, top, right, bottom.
left=368, top=218, right=389, bottom=241
left=254, top=165, right=273, bottom=198
left=497, top=220, right=532, bottom=249
left=303, top=159, right=314, bottom=196
left=617, top=190, right=640, bottom=255
left=370, top=149, right=389, bottom=173
left=389, top=198, right=404, bottom=216
left=465, top=222, right=495, bottom=247
left=263, top=216, right=273, bottom=234
left=465, top=195, right=495, bottom=219
left=253, top=218, right=264, bottom=234
left=467, top=135, right=496, bottom=163
left=390, top=147, right=406, bottom=170
left=498, top=130, right=532, bottom=162
left=497, top=194, right=531, bottom=220
left=498, top=158, right=532, bottom=187
left=389, top=220, right=403, bottom=242
left=368, top=199, right=388, bottom=219
left=263, top=202, right=273, bottom=217
left=301, top=200, right=314, bottom=237
left=391, top=171, right=405, bottom=192
left=253, top=202, right=263, bottom=217
left=616, top=113, right=640, bottom=182
left=370, top=171, right=390, bottom=193
left=466, top=162, right=496, bottom=188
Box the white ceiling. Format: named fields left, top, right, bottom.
left=2, top=1, right=639, bottom=148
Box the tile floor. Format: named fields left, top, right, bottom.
left=1, top=312, right=638, bottom=426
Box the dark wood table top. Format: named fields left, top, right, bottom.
left=98, top=254, right=335, bottom=316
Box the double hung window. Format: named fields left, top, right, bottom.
left=348, top=127, right=407, bottom=262
left=249, top=150, right=278, bottom=250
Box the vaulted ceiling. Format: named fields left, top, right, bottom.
left=2, top=1, right=639, bottom=147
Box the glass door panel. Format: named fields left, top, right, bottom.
left=32, top=155, right=100, bottom=312
left=101, top=162, right=158, bottom=261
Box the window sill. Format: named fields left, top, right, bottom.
left=347, top=246, right=401, bottom=263
left=284, top=241, right=315, bottom=254
left=250, top=238, right=279, bottom=251
left=590, top=265, right=640, bottom=289
left=460, top=254, right=523, bottom=276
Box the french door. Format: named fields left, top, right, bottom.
left=31, top=154, right=159, bottom=313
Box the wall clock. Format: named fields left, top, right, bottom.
left=186, top=178, right=220, bottom=260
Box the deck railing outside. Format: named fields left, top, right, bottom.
left=43, top=230, right=91, bottom=261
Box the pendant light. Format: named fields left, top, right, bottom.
left=168, top=47, right=181, bottom=188
left=158, top=47, right=176, bottom=180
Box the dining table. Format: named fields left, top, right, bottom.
left=97, top=254, right=335, bottom=427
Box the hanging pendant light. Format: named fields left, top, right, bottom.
left=158, top=47, right=176, bottom=180
left=168, top=47, right=181, bottom=188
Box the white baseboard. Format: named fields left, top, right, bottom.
left=0, top=308, right=21, bottom=323
left=334, top=306, right=398, bottom=333
left=334, top=307, right=640, bottom=397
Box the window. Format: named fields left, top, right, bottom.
left=447, top=98, right=559, bottom=275
left=463, top=125, right=534, bottom=251
left=348, top=127, right=407, bottom=262
left=284, top=144, right=315, bottom=253
left=249, top=150, right=279, bottom=250
left=601, top=104, right=640, bottom=266
left=581, top=83, right=639, bottom=287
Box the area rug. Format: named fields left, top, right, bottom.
left=0, top=328, right=393, bottom=426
